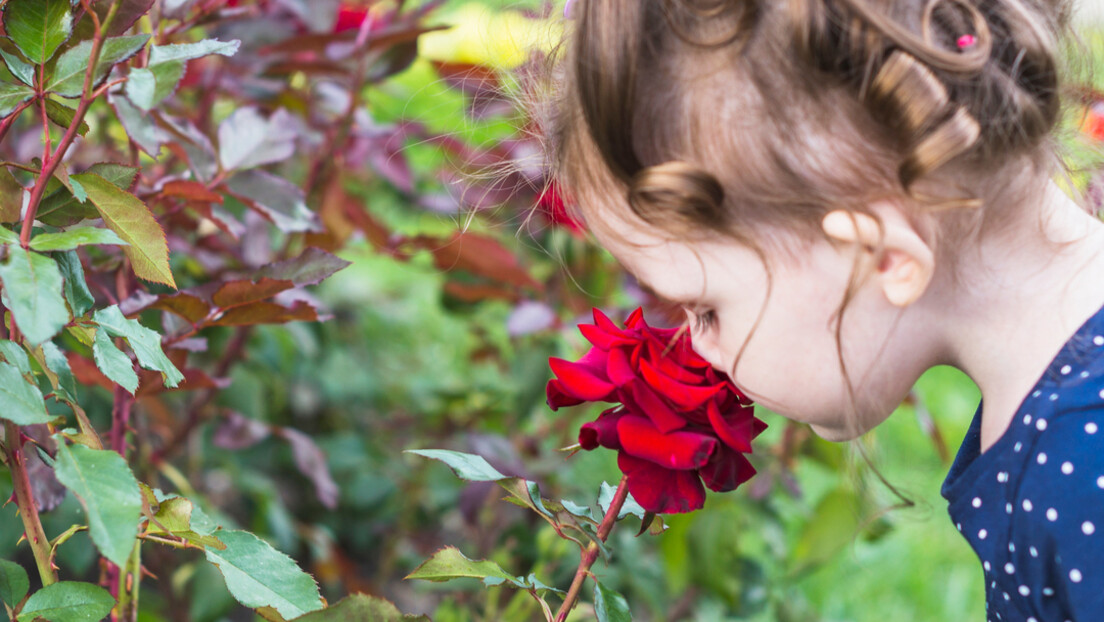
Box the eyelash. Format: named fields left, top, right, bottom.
left=692, top=309, right=717, bottom=333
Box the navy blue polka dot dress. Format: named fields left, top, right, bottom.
left=943, top=306, right=1104, bottom=622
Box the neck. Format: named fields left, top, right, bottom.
left=931, top=180, right=1104, bottom=452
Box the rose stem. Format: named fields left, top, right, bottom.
left=553, top=475, right=630, bottom=622
left=3, top=420, right=57, bottom=586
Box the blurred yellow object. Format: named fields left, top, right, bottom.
left=418, top=3, right=561, bottom=70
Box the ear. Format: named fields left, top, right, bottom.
left=820, top=203, right=935, bottom=307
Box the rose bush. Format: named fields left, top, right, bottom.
left=547, top=308, right=767, bottom=513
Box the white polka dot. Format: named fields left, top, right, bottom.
left=1047, top=508, right=1059, bottom=521
left=1099, top=388, right=1104, bottom=400
left=1019, top=585, right=1031, bottom=596
left=1098, top=476, right=1104, bottom=489
left=1003, top=592, right=1010, bottom=601
left=972, top=497, right=982, bottom=508
left=998, top=471, right=1009, bottom=483
left=1070, top=569, right=1083, bottom=583
left=1095, top=335, right=1103, bottom=345
left=1087, top=422, right=1099, bottom=435
left=1062, top=461, right=1074, bottom=474
left=957, top=522, right=963, bottom=531
left=1006, top=503, right=1013, bottom=514
left=984, top=561, right=991, bottom=572
left=1061, top=364, right=1072, bottom=374
left=1014, top=442, right=1023, bottom=452
left=1027, top=618, right=1036, bottom=622
left=1033, top=390, right=1042, bottom=397
left=979, top=529, right=988, bottom=540
left=1081, top=371, right=1090, bottom=378
left=1043, top=587, right=1054, bottom=596
left=1009, top=543, right=1016, bottom=553
left=1083, top=521, right=1096, bottom=535
left=1024, top=415, right=1033, bottom=425
left=1023, top=499, right=1034, bottom=511
left=1005, top=562, right=1015, bottom=574
left=991, top=581, right=997, bottom=588
left=1030, top=546, right=1039, bottom=557
left=1037, top=452, right=1048, bottom=465
left=1050, top=393, right=1059, bottom=401
left=1037, top=419, right=1048, bottom=431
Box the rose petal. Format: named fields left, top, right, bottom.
left=627, top=381, right=687, bottom=433
left=625, top=307, right=644, bottom=329
left=549, top=357, right=616, bottom=401
left=698, top=444, right=757, bottom=493
left=580, top=323, right=635, bottom=350
left=606, top=346, right=636, bottom=387
left=617, top=415, right=716, bottom=469
left=645, top=340, right=703, bottom=384
left=706, top=401, right=766, bottom=453
left=639, top=358, right=724, bottom=410
left=593, top=307, right=628, bottom=335
left=546, top=379, right=585, bottom=410
left=617, top=452, right=706, bottom=514
left=579, top=407, right=625, bottom=450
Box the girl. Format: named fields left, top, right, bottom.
left=541, top=0, right=1103, bottom=620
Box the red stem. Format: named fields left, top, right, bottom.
left=553, top=476, right=630, bottom=622
left=3, top=420, right=57, bottom=586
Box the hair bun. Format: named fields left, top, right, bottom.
left=628, top=161, right=727, bottom=229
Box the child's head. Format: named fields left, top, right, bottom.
left=541, top=0, right=1078, bottom=436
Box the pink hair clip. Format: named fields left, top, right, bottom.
left=956, top=34, right=977, bottom=49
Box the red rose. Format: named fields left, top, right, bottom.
left=547, top=308, right=766, bottom=513
left=538, top=182, right=585, bottom=235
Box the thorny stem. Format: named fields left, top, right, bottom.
left=3, top=420, right=58, bottom=587
left=19, top=0, right=122, bottom=248
left=553, top=476, right=630, bottom=622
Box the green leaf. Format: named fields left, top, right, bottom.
left=53, top=441, right=143, bottom=567
left=0, top=558, right=29, bottom=610
left=38, top=163, right=138, bottom=225
left=2, top=0, right=72, bottom=64
left=0, top=227, right=17, bottom=245
left=0, top=359, right=51, bottom=425
left=92, top=326, right=138, bottom=394
left=204, top=530, right=323, bottom=619
left=791, top=488, right=863, bottom=572
left=109, top=93, right=161, bottom=156
left=593, top=579, right=632, bottom=622
left=49, top=34, right=149, bottom=97
left=55, top=250, right=94, bottom=318
left=257, top=247, right=351, bottom=286
left=41, top=340, right=78, bottom=403
left=16, top=581, right=115, bottom=622
left=0, top=81, right=34, bottom=117
left=225, top=170, right=318, bottom=233
left=72, top=171, right=175, bottom=287
left=405, top=449, right=507, bottom=482
left=599, top=482, right=647, bottom=521
left=288, top=594, right=430, bottom=622
left=30, top=226, right=128, bottom=251
left=1, top=49, right=34, bottom=86
left=404, top=546, right=522, bottom=586
left=44, top=99, right=89, bottom=135
left=0, top=338, right=30, bottom=374
left=124, top=62, right=185, bottom=111
left=94, top=305, right=183, bottom=387
left=149, top=38, right=240, bottom=64
left=146, top=496, right=225, bottom=550
left=561, top=499, right=596, bottom=522
left=0, top=248, right=70, bottom=346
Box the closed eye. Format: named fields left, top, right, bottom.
left=692, top=309, right=716, bottom=333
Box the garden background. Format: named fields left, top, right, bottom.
left=0, top=1, right=1102, bottom=621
